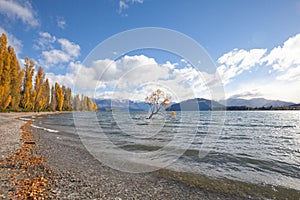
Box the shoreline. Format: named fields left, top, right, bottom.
left=0, top=112, right=67, bottom=159
left=1, top=112, right=300, bottom=199
left=0, top=112, right=69, bottom=199
left=0, top=114, right=58, bottom=199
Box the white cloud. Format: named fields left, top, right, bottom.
left=229, top=91, right=263, bottom=99
left=33, top=32, right=56, bottom=50
left=56, top=16, right=66, bottom=29
left=0, top=0, right=39, bottom=27
left=58, top=38, right=80, bottom=58
left=41, top=31, right=300, bottom=103
left=41, top=50, right=71, bottom=65
left=161, top=61, right=177, bottom=70
left=216, top=33, right=300, bottom=102
left=262, top=34, right=300, bottom=71
left=217, top=34, right=300, bottom=85
left=225, top=80, right=300, bottom=103
left=276, top=66, right=300, bottom=81
left=46, top=55, right=217, bottom=102
left=36, top=32, right=80, bottom=68
left=47, top=49, right=300, bottom=103
left=93, top=55, right=213, bottom=101
left=118, top=0, right=144, bottom=14
left=180, top=58, right=187, bottom=63
left=0, top=26, right=22, bottom=56
left=86, top=55, right=167, bottom=89
left=217, top=48, right=267, bottom=84
left=261, top=33, right=300, bottom=84
left=131, top=0, right=144, bottom=3
left=45, top=72, right=75, bottom=89
left=119, top=0, right=129, bottom=11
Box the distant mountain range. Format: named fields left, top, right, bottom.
left=94, top=99, right=150, bottom=111
left=167, top=98, right=224, bottom=111
left=94, top=97, right=297, bottom=111
left=220, top=98, right=295, bottom=108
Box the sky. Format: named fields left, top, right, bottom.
left=1, top=0, right=300, bottom=103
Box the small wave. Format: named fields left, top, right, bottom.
left=30, top=124, right=59, bottom=133
left=19, top=117, right=35, bottom=122
left=121, top=144, right=161, bottom=152
left=278, top=125, right=296, bottom=128
left=136, top=122, right=150, bottom=125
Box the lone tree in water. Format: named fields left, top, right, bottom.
left=145, top=89, right=171, bottom=119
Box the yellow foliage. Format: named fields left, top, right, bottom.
left=62, top=85, right=72, bottom=111
left=145, top=89, right=172, bottom=119
left=55, top=83, right=64, bottom=111
left=21, top=57, right=35, bottom=110
left=0, top=33, right=98, bottom=112
left=3, top=95, right=11, bottom=109
left=42, top=79, right=50, bottom=110
left=0, top=33, right=17, bottom=110
left=1, top=121, right=57, bottom=199
left=8, top=46, right=23, bottom=110
left=33, top=66, right=46, bottom=111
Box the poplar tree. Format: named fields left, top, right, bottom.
left=87, top=97, right=98, bottom=111
left=62, top=85, right=72, bottom=111
left=42, top=79, right=50, bottom=110
left=33, top=66, right=46, bottom=111
left=0, top=32, right=99, bottom=112
left=81, top=95, right=88, bottom=111
left=55, top=82, right=64, bottom=111
left=50, top=85, right=57, bottom=111
left=93, top=100, right=98, bottom=111
left=21, top=57, right=35, bottom=110
left=8, top=46, right=24, bottom=111
left=72, top=94, right=81, bottom=111
left=0, top=34, right=12, bottom=110
left=87, top=97, right=92, bottom=111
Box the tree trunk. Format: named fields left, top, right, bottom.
left=147, top=112, right=154, bottom=119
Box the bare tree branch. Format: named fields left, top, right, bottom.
left=145, top=89, right=171, bottom=119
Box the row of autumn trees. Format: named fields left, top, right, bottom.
left=0, top=33, right=98, bottom=112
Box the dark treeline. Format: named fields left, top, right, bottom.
left=217, top=105, right=300, bottom=111
left=0, top=33, right=97, bottom=112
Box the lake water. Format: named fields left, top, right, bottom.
left=32, top=111, right=300, bottom=191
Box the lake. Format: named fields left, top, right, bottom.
left=32, top=110, right=300, bottom=191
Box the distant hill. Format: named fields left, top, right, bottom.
left=220, top=98, right=294, bottom=108
left=168, top=98, right=225, bottom=111
left=94, top=99, right=150, bottom=111
left=94, top=97, right=298, bottom=112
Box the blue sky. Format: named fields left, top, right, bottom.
left=1, top=0, right=300, bottom=102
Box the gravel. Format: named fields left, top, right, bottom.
left=0, top=113, right=24, bottom=159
